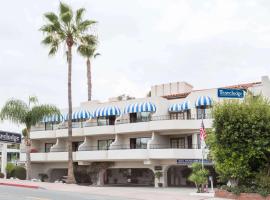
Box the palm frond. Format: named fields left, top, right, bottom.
left=0, top=99, right=29, bottom=124
left=77, top=45, right=97, bottom=58
left=59, top=2, right=72, bottom=16
left=80, top=34, right=97, bottom=45
left=29, top=96, right=38, bottom=107
left=77, top=20, right=97, bottom=33
left=94, top=52, right=100, bottom=58
left=29, top=104, right=60, bottom=126
left=41, top=35, right=54, bottom=45
left=48, top=44, right=59, bottom=56
left=44, top=12, right=59, bottom=24
left=76, top=8, right=85, bottom=24
left=60, top=11, right=73, bottom=25
left=40, top=24, right=55, bottom=33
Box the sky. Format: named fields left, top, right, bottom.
left=0, top=0, right=270, bottom=131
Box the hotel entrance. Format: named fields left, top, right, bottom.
left=167, top=166, right=193, bottom=187
left=105, top=168, right=154, bottom=186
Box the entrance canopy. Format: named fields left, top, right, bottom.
left=0, top=130, right=21, bottom=144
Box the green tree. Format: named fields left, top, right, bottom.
left=40, top=2, right=96, bottom=183
left=207, top=94, right=270, bottom=186
left=0, top=96, right=59, bottom=180
left=77, top=36, right=100, bottom=101
left=188, top=163, right=209, bottom=193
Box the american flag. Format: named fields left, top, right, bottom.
left=200, top=120, right=207, bottom=141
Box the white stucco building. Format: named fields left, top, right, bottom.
left=20, top=76, right=270, bottom=187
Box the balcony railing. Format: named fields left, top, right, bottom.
left=149, top=144, right=200, bottom=149
left=21, top=144, right=203, bottom=154
left=31, top=113, right=212, bottom=132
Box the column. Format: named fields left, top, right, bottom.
left=1, top=143, right=7, bottom=178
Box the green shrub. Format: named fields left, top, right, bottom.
left=6, top=163, right=15, bottom=178
left=11, top=166, right=26, bottom=180
left=188, top=163, right=209, bottom=193
left=154, top=171, right=163, bottom=183
left=0, top=172, right=4, bottom=178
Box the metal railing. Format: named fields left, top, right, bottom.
left=21, top=143, right=204, bottom=154
left=31, top=113, right=212, bottom=132
left=149, top=144, right=200, bottom=149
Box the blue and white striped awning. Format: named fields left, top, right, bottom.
left=181, top=101, right=191, bottom=110
left=124, top=102, right=156, bottom=113
left=169, top=103, right=181, bottom=112
left=42, top=114, right=63, bottom=123
left=63, top=110, right=92, bottom=120
left=72, top=110, right=92, bottom=120
left=169, top=101, right=191, bottom=112
left=93, top=106, right=121, bottom=118
left=195, top=96, right=213, bottom=107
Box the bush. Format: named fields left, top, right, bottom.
left=188, top=163, right=209, bottom=193
left=0, top=172, right=4, bottom=178
left=154, top=171, right=163, bottom=183
left=6, top=163, right=15, bottom=178
left=11, top=166, right=26, bottom=180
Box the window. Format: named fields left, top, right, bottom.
left=130, top=137, right=150, bottom=149
left=72, top=141, right=83, bottom=152
left=197, top=107, right=206, bottom=119
left=170, top=138, right=185, bottom=149
left=98, top=139, right=114, bottom=150
left=197, top=134, right=201, bottom=149
left=130, top=113, right=137, bottom=123
left=97, top=116, right=116, bottom=126
left=45, top=122, right=53, bottom=130
left=45, top=143, right=54, bottom=152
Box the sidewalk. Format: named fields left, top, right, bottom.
left=0, top=179, right=230, bottom=200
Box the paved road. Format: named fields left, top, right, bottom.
left=0, top=185, right=133, bottom=200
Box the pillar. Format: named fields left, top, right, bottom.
left=1, top=143, right=7, bottom=178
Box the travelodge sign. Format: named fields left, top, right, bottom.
left=217, top=88, right=244, bottom=98
left=0, top=131, right=21, bottom=144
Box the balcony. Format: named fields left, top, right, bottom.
left=30, top=114, right=213, bottom=139
left=20, top=144, right=203, bottom=162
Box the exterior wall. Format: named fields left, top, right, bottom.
left=23, top=76, right=270, bottom=186
left=151, top=82, right=193, bottom=97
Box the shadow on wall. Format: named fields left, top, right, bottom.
left=48, top=168, right=68, bottom=182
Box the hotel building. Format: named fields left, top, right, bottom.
left=20, top=76, right=270, bottom=187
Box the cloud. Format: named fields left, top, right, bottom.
left=1, top=0, right=270, bottom=131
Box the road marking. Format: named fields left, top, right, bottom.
left=27, top=197, right=51, bottom=200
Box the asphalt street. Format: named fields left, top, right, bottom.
left=0, top=185, right=134, bottom=200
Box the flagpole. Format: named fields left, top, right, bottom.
left=200, top=119, right=205, bottom=169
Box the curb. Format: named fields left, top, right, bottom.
left=0, top=182, right=40, bottom=189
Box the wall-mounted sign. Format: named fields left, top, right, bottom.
left=154, top=166, right=162, bottom=170
left=217, top=88, right=244, bottom=98
left=177, top=159, right=212, bottom=165
left=0, top=131, right=21, bottom=144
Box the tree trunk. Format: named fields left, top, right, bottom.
left=25, top=129, right=31, bottom=180
left=66, top=41, right=76, bottom=184
left=87, top=58, right=92, bottom=101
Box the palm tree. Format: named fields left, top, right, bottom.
left=77, top=36, right=100, bottom=101
left=40, top=2, right=96, bottom=183
left=0, top=96, right=60, bottom=180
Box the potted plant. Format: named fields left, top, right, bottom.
left=155, top=171, right=163, bottom=187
